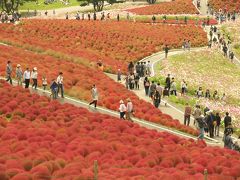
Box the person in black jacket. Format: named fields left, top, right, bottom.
left=165, top=74, right=171, bottom=90
left=206, top=111, right=215, bottom=138
left=153, top=89, right=161, bottom=108
left=164, top=45, right=169, bottom=59
left=224, top=112, right=232, bottom=128
left=215, top=112, right=221, bottom=136
left=128, top=62, right=134, bottom=74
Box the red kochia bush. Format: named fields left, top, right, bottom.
left=0, top=82, right=239, bottom=179
left=209, top=0, right=240, bottom=13
left=128, top=0, right=198, bottom=15
left=0, top=20, right=207, bottom=73
left=0, top=46, right=198, bottom=136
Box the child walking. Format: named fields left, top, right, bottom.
left=42, top=75, right=47, bottom=90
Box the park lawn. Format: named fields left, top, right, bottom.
left=157, top=50, right=240, bottom=103
left=19, top=0, right=84, bottom=10
left=152, top=50, right=240, bottom=133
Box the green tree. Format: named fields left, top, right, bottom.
left=147, top=0, right=156, bottom=4
left=1, top=0, right=20, bottom=14
left=92, top=0, right=104, bottom=12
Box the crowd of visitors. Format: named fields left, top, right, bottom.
left=124, top=59, right=240, bottom=152
left=0, top=12, right=20, bottom=23
left=208, top=25, right=235, bottom=63
left=183, top=103, right=240, bottom=151
left=206, top=4, right=238, bottom=23
left=4, top=61, right=66, bottom=99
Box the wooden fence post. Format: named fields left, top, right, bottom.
left=204, top=169, right=208, bottom=180
left=94, top=160, right=98, bottom=180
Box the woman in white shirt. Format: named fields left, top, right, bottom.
left=119, top=100, right=126, bottom=120
left=23, top=68, right=31, bottom=88
left=31, top=67, right=38, bottom=90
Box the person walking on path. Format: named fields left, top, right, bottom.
left=128, top=62, right=134, bottom=74
left=119, top=100, right=126, bottom=119
left=206, top=111, right=215, bottom=138
left=164, top=45, right=169, bottom=59
left=224, top=112, right=231, bottom=129
left=163, top=87, right=169, bottom=106
left=42, top=75, right=47, bottom=91
left=89, top=84, right=98, bottom=109
left=31, top=67, right=38, bottom=90
left=153, top=89, right=161, bottom=108
left=126, top=98, right=133, bottom=121
left=170, top=78, right=177, bottom=96
left=50, top=79, right=58, bottom=99
left=146, top=61, right=151, bottom=76
left=134, top=73, right=140, bottom=90
left=23, top=68, right=31, bottom=88
left=184, top=103, right=192, bottom=126
left=117, top=69, right=121, bottom=82
left=125, top=74, right=129, bottom=89
left=156, top=83, right=162, bottom=104
left=165, top=74, right=171, bottom=91
left=143, top=77, right=150, bottom=96
left=6, top=60, right=12, bottom=85
left=57, top=72, right=64, bottom=98
left=196, top=115, right=206, bottom=140
left=149, top=81, right=156, bottom=98
left=215, top=112, right=221, bottom=137
left=192, top=105, right=201, bottom=126
left=16, top=64, right=23, bottom=86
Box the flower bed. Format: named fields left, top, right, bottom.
left=0, top=45, right=197, bottom=135
left=0, top=20, right=207, bottom=73
left=135, top=18, right=218, bottom=25
left=127, top=0, right=199, bottom=15
left=209, top=0, right=240, bottom=13
left=156, top=50, right=240, bottom=131
left=0, top=81, right=240, bottom=179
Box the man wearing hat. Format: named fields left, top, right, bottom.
left=16, top=64, right=23, bottom=86
left=126, top=98, right=133, bottom=122
left=31, top=67, right=38, bottom=90
left=6, top=60, right=12, bottom=85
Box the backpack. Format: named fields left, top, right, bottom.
left=145, top=81, right=150, bottom=86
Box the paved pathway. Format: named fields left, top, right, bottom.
left=1, top=77, right=219, bottom=145
left=105, top=48, right=225, bottom=145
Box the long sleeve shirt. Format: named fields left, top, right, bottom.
left=23, top=71, right=31, bottom=80
left=126, top=102, right=133, bottom=113
left=56, top=75, right=63, bottom=84
left=119, top=104, right=126, bottom=112
left=31, top=71, right=38, bottom=79
left=6, top=64, right=12, bottom=75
